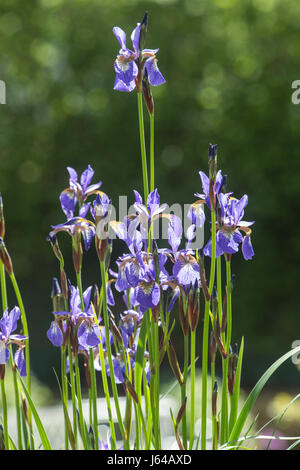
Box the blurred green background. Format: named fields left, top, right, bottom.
left=0, top=0, right=300, bottom=392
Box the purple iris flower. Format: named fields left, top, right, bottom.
left=60, top=165, right=102, bottom=219
left=47, top=285, right=100, bottom=351
left=135, top=269, right=161, bottom=313
left=172, top=250, right=200, bottom=292
left=188, top=170, right=228, bottom=228
left=203, top=193, right=255, bottom=260
left=0, top=307, right=27, bottom=376
left=49, top=217, right=96, bottom=251
left=133, top=189, right=168, bottom=241
left=113, top=19, right=165, bottom=92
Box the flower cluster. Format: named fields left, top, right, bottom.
left=47, top=152, right=254, bottom=387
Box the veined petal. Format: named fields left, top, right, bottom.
left=168, top=214, right=182, bottom=253
left=80, top=165, right=94, bottom=194
left=199, top=171, right=210, bottom=195
left=131, top=23, right=141, bottom=54
left=60, top=188, right=77, bottom=219
left=113, top=76, right=136, bottom=93
left=144, top=57, right=166, bottom=86
left=14, top=348, right=26, bottom=376
left=242, top=235, right=254, bottom=260
left=47, top=321, right=63, bottom=347
left=67, top=167, right=78, bottom=184
left=136, top=281, right=160, bottom=311
left=114, top=57, right=138, bottom=86
left=0, top=339, right=8, bottom=364
left=78, top=321, right=100, bottom=349
left=0, top=306, right=20, bottom=338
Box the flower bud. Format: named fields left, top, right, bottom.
left=124, top=375, right=139, bottom=404
left=110, top=317, right=123, bottom=346
left=60, top=269, right=69, bottom=301
left=179, top=295, right=189, bottom=336
left=139, top=12, right=148, bottom=54
left=47, top=234, right=64, bottom=265
left=187, top=287, right=199, bottom=332
left=142, top=68, right=154, bottom=115
left=0, top=194, right=5, bottom=240
left=227, top=344, right=238, bottom=395
left=208, top=143, right=218, bottom=182
left=51, top=277, right=63, bottom=312
left=0, top=238, right=13, bottom=275
left=72, top=230, right=83, bottom=274
left=198, top=249, right=210, bottom=301
left=210, top=330, right=217, bottom=363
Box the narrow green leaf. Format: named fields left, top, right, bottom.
left=229, top=345, right=300, bottom=445
left=134, top=312, right=147, bottom=403
left=18, top=374, right=52, bottom=450
left=53, top=368, right=76, bottom=450
left=229, top=337, right=244, bottom=433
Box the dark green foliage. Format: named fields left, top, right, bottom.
left=0, top=0, right=299, bottom=386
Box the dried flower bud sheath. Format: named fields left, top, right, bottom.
left=0, top=194, right=5, bottom=240
left=0, top=238, right=13, bottom=275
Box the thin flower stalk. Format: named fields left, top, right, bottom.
left=150, top=112, right=155, bottom=193
left=88, top=347, right=99, bottom=450
left=189, top=328, right=196, bottom=450
left=201, top=207, right=216, bottom=450
left=137, top=92, right=149, bottom=203
left=0, top=260, right=22, bottom=449
left=9, top=272, right=34, bottom=449
left=0, top=377, right=8, bottom=449
left=100, top=260, right=125, bottom=442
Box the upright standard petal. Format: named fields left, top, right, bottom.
left=113, top=27, right=127, bottom=50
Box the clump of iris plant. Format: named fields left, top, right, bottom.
left=1, top=10, right=298, bottom=454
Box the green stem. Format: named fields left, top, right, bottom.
left=74, top=352, right=87, bottom=449
left=89, top=348, right=99, bottom=449
left=9, top=272, right=33, bottom=449
left=61, top=347, right=69, bottom=450
left=100, top=260, right=125, bottom=441
left=220, top=258, right=232, bottom=444
left=150, top=112, right=155, bottom=193
left=68, top=341, right=78, bottom=447
left=0, top=261, right=7, bottom=309
left=201, top=207, right=216, bottom=450
left=181, top=333, right=189, bottom=449
left=189, top=329, right=196, bottom=450
left=0, top=261, right=22, bottom=449
left=0, top=378, right=9, bottom=449
left=137, top=92, right=149, bottom=202
left=153, top=320, right=161, bottom=449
